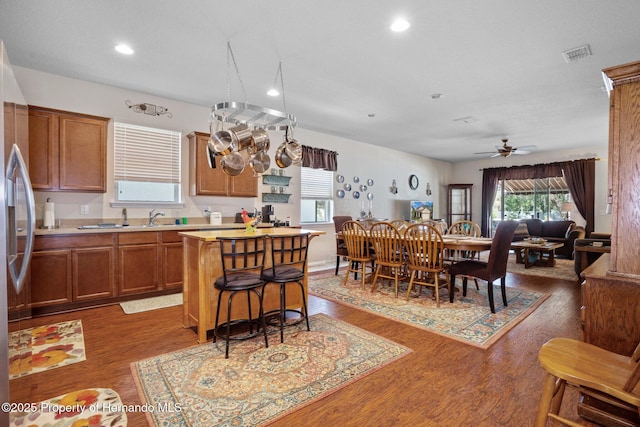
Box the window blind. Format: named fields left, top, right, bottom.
left=300, top=167, right=333, bottom=199
left=114, top=122, right=181, bottom=183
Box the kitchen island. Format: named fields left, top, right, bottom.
left=180, top=227, right=325, bottom=343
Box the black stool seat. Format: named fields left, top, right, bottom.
left=213, top=236, right=269, bottom=358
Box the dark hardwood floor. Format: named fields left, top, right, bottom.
left=9, top=270, right=597, bottom=426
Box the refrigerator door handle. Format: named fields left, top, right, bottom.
left=6, top=144, right=35, bottom=294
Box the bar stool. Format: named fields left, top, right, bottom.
left=213, top=235, right=269, bottom=358
left=261, top=233, right=311, bottom=343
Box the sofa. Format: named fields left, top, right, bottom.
left=573, top=233, right=612, bottom=277
left=511, top=218, right=586, bottom=259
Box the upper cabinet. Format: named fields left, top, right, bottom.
left=28, top=106, right=109, bottom=192
left=187, top=131, right=257, bottom=197
left=602, top=60, right=640, bottom=279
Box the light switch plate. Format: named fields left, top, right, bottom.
left=80, top=204, right=89, bottom=215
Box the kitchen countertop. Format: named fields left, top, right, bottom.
left=35, top=223, right=273, bottom=236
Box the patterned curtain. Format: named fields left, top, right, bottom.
left=301, top=145, right=338, bottom=171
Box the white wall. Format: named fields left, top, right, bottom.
left=15, top=66, right=610, bottom=267
left=14, top=66, right=454, bottom=266
left=452, top=147, right=611, bottom=234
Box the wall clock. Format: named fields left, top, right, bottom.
left=409, top=174, right=419, bottom=190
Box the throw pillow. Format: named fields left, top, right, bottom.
left=513, top=222, right=530, bottom=239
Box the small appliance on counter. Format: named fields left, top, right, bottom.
left=262, top=205, right=274, bottom=224
left=210, top=211, right=222, bottom=225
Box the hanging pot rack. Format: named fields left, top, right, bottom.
left=211, top=101, right=295, bottom=131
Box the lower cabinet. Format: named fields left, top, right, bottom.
left=29, top=230, right=183, bottom=313
left=118, top=232, right=160, bottom=295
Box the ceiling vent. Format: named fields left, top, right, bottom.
left=562, top=44, right=592, bottom=63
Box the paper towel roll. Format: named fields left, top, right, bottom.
left=43, top=198, right=55, bottom=228
left=210, top=212, right=222, bottom=226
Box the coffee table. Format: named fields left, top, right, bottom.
left=511, top=241, right=564, bottom=269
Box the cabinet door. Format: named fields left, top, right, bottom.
left=73, top=247, right=116, bottom=301
left=229, top=167, right=258, bottom=197
left=119, top=244, right=160, bottom=295
left=58, top=113, right=107, bottom=192
left=28, top=108, right=59, bottom=190
left=162, top=242, right=183, bottom=289
left=188, top=132, right=229, bottom=196
left=30, top=249, right=72, bottom=307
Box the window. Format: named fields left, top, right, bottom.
left=113, top=122, right=182, bottom=205
left=300, top=167, right=333, bottom=223
left=491, top=176, right=570, bottom=234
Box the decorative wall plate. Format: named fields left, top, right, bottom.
left=367, top=193, right=374, bottom=200
left=336, top=174, right=344, bottom=183
left=353, top=191, right=360, bottom=199
left=344, top=183, right=352, bottom=191
left=353, top=176, right=360, bottom=183
left=337, top=189, right=345, bottom=198
left=360, top=184, right=367, bottom=192
left=367, top=178, right=374, bottom=186
left=409, top=174, right=419, bottom=190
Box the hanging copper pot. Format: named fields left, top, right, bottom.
left=275, top=141, right=293, bottom=168
left=250, top=128, right=270, bottom=153
left=284, top=126, right=302, bottom=164
left=249, top=151, right=271, bottom=174
left=220, top=151, right=246, bottom=176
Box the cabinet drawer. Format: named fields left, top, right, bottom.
left=162, top=230, right=183, bottom=243
left=118, top=231, right=159, bottom=245
left=35, top=234, right=114, bottom=250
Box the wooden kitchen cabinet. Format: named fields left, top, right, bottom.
left=161, top=231, right=183, bottom=290
left=187, top=131, right=257, bottom=197
left=118, top=232, right=160, bottom=295
left=30, top=234, right=116, bottom=308
left=28, top=106, right=108, bottom=192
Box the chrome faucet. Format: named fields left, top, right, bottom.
left=149, top=209, right=165, bottom=226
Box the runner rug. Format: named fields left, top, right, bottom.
left=8, top=319, right=86, bottom=379
left=119, top=293, right=183, bottom=314
left=309, top=272, right=549, bottom=349
left=131, top=313, right=411, bottom=426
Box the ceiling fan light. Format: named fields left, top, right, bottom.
left=115, top=44, right=134, bottom=55
left=267, top=88, right=279, bottom=97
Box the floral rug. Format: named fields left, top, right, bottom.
left=131, top=313, right=411, bottom=426
left=10, top=388, right=127, bottom=427
left=8, top=320, right=86, bottom=379
left=309, top=272, right=549, bottom=349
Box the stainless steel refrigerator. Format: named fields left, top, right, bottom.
left=1, top=39, right=35, bottom=424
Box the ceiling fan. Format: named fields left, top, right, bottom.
left=474, top=138, right=537, bottom=158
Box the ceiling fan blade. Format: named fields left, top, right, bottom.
left=513, top=150, right=532, bottom=155
left=474, top=151, right=499, bottom=154
left=490, top=153, right=502, bottom=158
left=515, top=145, right=537, bottom=151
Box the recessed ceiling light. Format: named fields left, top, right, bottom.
left=368, top=113, right=376, bottom=118
left=115, top=44, right=134, bottom=55
left=390, top=18, right=410, bottom=32
left=267, top=88, right=280, bottom=97
left=431, top=93, right=443, bottom=99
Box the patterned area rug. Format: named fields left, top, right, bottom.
left=131, top=313, right=411, bottom=426
left=506, top=254, right=577, bottom=281
left=309, top=272, right=549, bottom=349
left=119, top=293, right=183, bottom=314
left=10, top=388, right=127, bottom=427
left=8, top=320, right=86, bottom=379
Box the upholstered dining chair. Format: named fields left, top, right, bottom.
left=448, top=220, right=519, bottom=313
left=369, top=222, right=405, bottom=297
left=535, top=337, right=640, bottom=426
left=341, top=220, right=376, bottom=289
left=333, top=215, right=352, bottom=275
left=403, top=223, right=449, bottom=307
left=261, top=233, right=311, bottom=343
left=213, top=235, right=269, bottom=358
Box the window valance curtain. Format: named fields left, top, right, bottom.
left=301, top=145, right=338, bottom=171
left=480, top=158, right=596, bottom=236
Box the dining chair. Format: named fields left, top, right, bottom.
left=341, top=220, right=376, bottom=289
left=213, top=235, right=269, bottom=358
left=422, top=219, right=448, bottom=235
left=448, top=220, right=519, bottom=313
left=535, top=337, right=640, bottom=426
left=369, top=222, right=405, bottom=297
left=333, top=215, right=352, bottom=275
left=261, top=233, right=311, bottom=343
left=446, top=220, right=482, bottom=263
left=403, top=223, right=449, bottom=307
